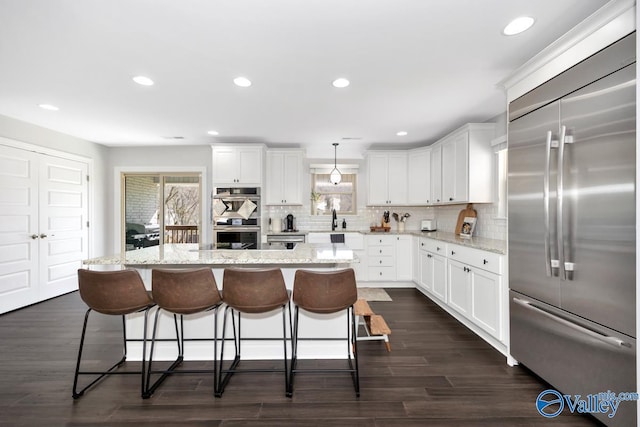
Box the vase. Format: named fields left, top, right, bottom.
left=398, top=222, right=405, bottom=233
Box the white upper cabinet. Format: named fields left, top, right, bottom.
left=430, top=145, right=442, bottom=204
left=366, top=151, right=408, bottom=206
left=407, top=147, right=431, bottom=205
left=212, top=144, right=264, bottom=186
left=265, top=150, right=304, bottom=205
left=432, top=123, right=495, bottom=205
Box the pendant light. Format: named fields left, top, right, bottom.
left=329, top=143, right=342, bottom=185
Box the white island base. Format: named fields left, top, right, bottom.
left=127, top=267, right=351, bottom=361
left=82, top=244, right=359, bottom=362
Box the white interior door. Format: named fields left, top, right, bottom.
left=0, top=146, right=39, bottom=313
left=38, top=156, right=88, bottom=300
left=0, top=144, right=89, bottom=313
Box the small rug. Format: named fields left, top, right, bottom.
left=357, top=288, right=392, bottom=302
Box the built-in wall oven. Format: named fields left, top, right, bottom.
left=213, top=187, right=261, bottom=249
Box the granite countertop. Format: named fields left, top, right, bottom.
left=83, top=243, right=357, bottom=266
left=413, top=231, right=506, bottom=254
left=304, top=229, right=506, bottom=254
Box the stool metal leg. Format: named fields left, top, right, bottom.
left=217, top=304, right=291, bottom=398
left=288, top=305, right=360, bottom=397
left=73, top=307, right=153, bottom=399
left=145, top=305, right=221, bottom=398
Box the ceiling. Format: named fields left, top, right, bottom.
left=0, top=0, right=609, bottom=155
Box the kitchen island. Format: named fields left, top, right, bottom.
left=82, top=243, right=358, bottom=361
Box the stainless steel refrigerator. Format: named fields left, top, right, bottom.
left=508, top=32, right=636, bottom=426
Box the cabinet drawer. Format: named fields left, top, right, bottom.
left=368, top=267, right=396, bottom=281
left=368, top=256, right=394, bottom=267
left=367, top=245, right=394, bottom=257
left=419, top=238, right=446, bottom=255
left=366, top=235, right=395, bottom=246
left=447, top=244, right=502, bottom=275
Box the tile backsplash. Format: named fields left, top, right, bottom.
left=265, top=203, right=506, bottom=241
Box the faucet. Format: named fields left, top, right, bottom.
left=332, top=209, right=337, bottom=231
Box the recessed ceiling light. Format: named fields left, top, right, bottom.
left=332, top=78, right=350, bottom=88
left=133, top=75, right=154, bottom=86
left=503, top=16, right=535, bottom=36
left=207, top=130, right=219, bottom=136
left=396, top=131, right=408, bottom=136
left=233, top=76, right=252, bottom=87
left=38, top=104, right=59, bottom=111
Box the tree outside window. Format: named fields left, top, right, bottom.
left=311, top=173, right=357, bottom=215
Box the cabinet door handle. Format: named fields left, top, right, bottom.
left=421, top=242, right=424, bottom=246
left=379, top=260, right=382, bottom=264
left=451, top=250, right=455, bottom=255
left=436, top=247, right=441, bottom=251
left=379, top=272, right=383, bottom=276
left=39, top=233, right=48, bottom=239
left=427, top=254, right=432, bottom=258
left=30, top=234, right=39, bottom=239
left=379, top=249, right=382, bottom=253
left=483, top=259, right=488, bottom=265
left=449, top=197, right=454, bottom=201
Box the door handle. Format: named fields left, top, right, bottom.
left=557, top=125, right=573, bottom=280
left=513, top=297, right=631, bottom=348
left=543, top=130, right=557, bottom=277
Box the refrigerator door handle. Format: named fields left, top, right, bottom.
left=544, top=130, right=559, bottom=277
left=556, top=125, right=570, bottom=280
left=512, top=297, right=632, bottom=348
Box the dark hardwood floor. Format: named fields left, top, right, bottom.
left=0, top=288, right=598, bottom=426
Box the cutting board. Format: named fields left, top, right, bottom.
left=455, top=203, right=477, bottom=234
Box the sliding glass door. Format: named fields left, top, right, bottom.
left=122, top=173, right=201, bottom=251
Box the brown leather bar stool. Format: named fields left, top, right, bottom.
left=216, top=267, right=291, bottom=397
left=144, top=268, right=223, bottom=398
left=73, top=269, right=155, bottom=399
left=289, top=268, right=359, bottom=397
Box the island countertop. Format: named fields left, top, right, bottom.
left=83, top=243, right=357, bottom=266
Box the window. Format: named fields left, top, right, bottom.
left=311, top=173, right=357, bottom=215
left=122, top=173, right=201, bottom=251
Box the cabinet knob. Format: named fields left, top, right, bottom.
left=379, top=260, right=382, bottom=264
left=30, top=234, right=39, bottom=239
left=427, top=254, right=432, bottom=258
left=437, top=199, right=440, bottom=202
left=449, top=197, right=454, bottom=201
left=483, top=259, right=488, bottom=265
left=421, top=242, right=424, bottom=246
left=379, top=249, right=382, bottom=253
left=451, top=250, right=455, bottom=255
left=379, top=272, right=383, bottom=276
left=40, top=233, right=48, bottom=239
left=436, top=247, right=441, bottom=251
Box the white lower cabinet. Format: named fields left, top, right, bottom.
left=367, top=235, right=395, bottom=281
left=469, top=267, right=501, bottom=340
left=417, top=238, right=505, bottom=349
left=366, top=234, right=414, bottom=282
left=418, top=238, right=448, bottom=302
left=447, top=259, right=471, bottom=317
left=446, top=243, right=504, bottom=341
left=395, top=235, right=412, bottom=281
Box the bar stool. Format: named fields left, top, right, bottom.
left=289, top=268, right=359, bottom=397
left=73, top=269, right=155, bottom=399
left=144, top=268, right=223, bottom=398
left=216, top=267, right=291, bottom=397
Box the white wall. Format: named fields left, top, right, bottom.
left=106, top=145, right=212, bottom=252
left=0, top=114, right=109, bottom=256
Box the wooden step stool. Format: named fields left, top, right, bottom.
left=354, top=299, right=391, bottom=352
